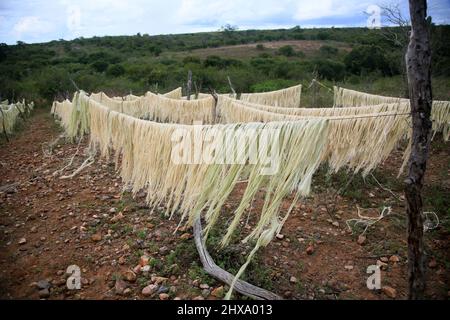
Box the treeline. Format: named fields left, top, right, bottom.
left=1, top=25, right=449, bottom=105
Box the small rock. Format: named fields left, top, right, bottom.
left=211, top=286, right=224, bottom=298
left=306, top=244, right=314, bottom=255
left=289, top=276, right=298, bottom=283
left=389, top=255, right=400, bottom=263
left=91, top=233, right=102, bottom=242
left=159, top=293, right=170, bottom=300
left=193, top=296, right=204, bottom=300
left=199, top=283, right=209, bottom=289
left=380, top=257, right=389, bottom=263
left=201, top=289, right=211, bottom=298
left=109, top=207, right=117, bottom=213
left=140, top=255, right=149, bottom=267
left=276, top=234, right=284, bottom=240
left=36, top=280, right=51, bottom=290
left=152, top=276, right=168, bottom=285
left=123, top=288, right=132, bottom=296
left=118, top=256, right=126, bottom=265
left=110, top=212, right=124, bottom=223
left=38, top=288, right=50, bottom=298
left=357, top=235, right=366, bottom=245
left=142, top=265, right=151, bottom=273
left=344, top=265, right=354, bottom=270
left=382, top=286, right=397, bottom=298
left=30, top=226, right=37, bottom=233
left=123, top=270, right=136, bottom=282
left=284, top=291, right=292, bottom=298
left=157, top=286, right=169, bottom=294
left=18, top=238, right=27, bottom=245
left=332, top=221, right=339, bottom=227
left=142, top=284, right=158, bottom=296
left=114, top=279, right=128, bottom=295
left=133, top=265, right=142, bottom=274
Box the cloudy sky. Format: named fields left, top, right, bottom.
left=0, top=0, right=449, bottom=44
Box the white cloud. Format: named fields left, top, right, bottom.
left=294, top=0, right=371, bottom=21
left=13, top=16, right=53, bottom=38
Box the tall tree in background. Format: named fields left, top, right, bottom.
left=404, top=0, right=432, bottom=299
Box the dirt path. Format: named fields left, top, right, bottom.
left=0, top=110, right=448, bottom=300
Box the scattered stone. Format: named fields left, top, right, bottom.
left=193, top=296, right=204, bottom=300
left=389, top=255, right=400, bottom=263
left=91, top=233, right=102, bottom=242
left=123, top=288, right=132, bottom=296
left=30, top=226, right=38, bottom=233
left=159, top=293, right=170, bottom=300
left=123, top=270, right=137, bottom=282
left=36, top=279, right=51, bottom=290
left=38, top=288, right=50, bottom=298
left=276, top=234, right=284, bottom=240
left=142, top=265, right=151, bottom=273
left=380, top=257, right=389, bottom=263
left=118, top=256, right=126, bottom=265
left=306, top=244, right=314, bottom=255
left=109, top=207, right=117, bottom=213
left=133, top=265, right=142, bottom=274
left=211, top=286, right=224, bottom=298
left=289, top=276, right=298, bottom=283
left=142, top=284, right=158, bottom=296
left=283, top=291, right=292, bottom=298
left=114, top=279, right=128, bottom=295
left=199, top=283, right=209, bottom=289
left=332, top=221, right=339, bottom=227
left=18, top=237, right=27, bottom=245
left=140, top=255, right=149, bottom=267
left=159, top=246, right=169, bottom=254
left=201, top=289, right=211, bottom=298
left=382, top=286, right=397, bottom=298
left=192, top=279, right=200, bottom=287
left=157, top=286, right=169, bottom=294
left=357, top=235, right=366, bottom=245
left=152, top=276, right=168, bottom=285
left=110, top=212, right=124, bottom=223
left=344, top=265, right=354, bottom=271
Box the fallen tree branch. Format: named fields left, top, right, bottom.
left=60, top=154, right=95, bottom=179
left=193, top=217, right=282, bottom=300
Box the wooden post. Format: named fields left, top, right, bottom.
left=186, top=70, right=192, bottom=100
left=227, top=76, right=236, bottom=97
left=404, top=0, right=432, bottom=300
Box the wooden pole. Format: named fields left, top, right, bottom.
left=186, top=70, right=192, bottom=100
left=404, top=0, right=432, bottom=300
left=227, top=76, right=236, bottom=97
left=0, top=94, right=9, bottom=142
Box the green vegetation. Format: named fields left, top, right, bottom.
left=1, top=25, right=450, bottom=107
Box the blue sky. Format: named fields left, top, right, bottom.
left=0, top=0, right=449, bottom=44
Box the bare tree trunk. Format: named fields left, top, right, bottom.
left=186, top=70, right=192, bottom=101
left=404, top=0, right=432, bottom=300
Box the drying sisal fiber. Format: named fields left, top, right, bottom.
left=160, top=87, right=183, bottom=99
left=332, top=86, right=450, bottom=140
left=239, top=84, right=302, bottom=108
left=90, top=91, right=216, bottom=124
left=220, top=98, right=411, bottom=176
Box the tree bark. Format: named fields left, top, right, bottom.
left=186, top=70, right=192, bottom=101
left=404, top=0, right=432, bottom=300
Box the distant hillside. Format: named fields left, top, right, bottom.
left=1, top=26, right=450, bottom=105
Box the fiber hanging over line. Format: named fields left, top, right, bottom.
left=239, top=83, right=302, bottom=108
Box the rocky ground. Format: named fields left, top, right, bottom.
left=0, top=109, right=448, bottom=300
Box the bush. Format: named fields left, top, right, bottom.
left=319, top=45, right=338, bottom=56
left=250, top=79, right=297, bottom=92
left=256, top=44, right=265, bottom=50
left=91, top=61, right=109, bottom=72
left=107, top=64, right=125, bottom=77
left=344, top=45, right=393, bottom=76
left=277, top=45, right=295, bottom=57
left=313, top=59, right=346, bottom=81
